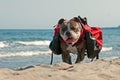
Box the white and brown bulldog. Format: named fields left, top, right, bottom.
left=59, top=17, right=86, bottom=64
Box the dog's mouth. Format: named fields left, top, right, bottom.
left=65, top=37, right=78, bottom=44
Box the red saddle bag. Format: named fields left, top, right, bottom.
left=83, top=25, right=103, bottom=58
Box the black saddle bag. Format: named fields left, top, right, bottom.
left=85, top=32, right=100, bottom=58
left=49, top=35, right=61, bottom=55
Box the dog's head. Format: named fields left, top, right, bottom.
left=60, top=17, right=82, bottom=45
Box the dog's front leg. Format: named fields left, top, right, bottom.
left=75, top=49, right=82, bottom=63
left=75, top=46, right=86, bottom=63
left=61, top=51, right=72, bottom=64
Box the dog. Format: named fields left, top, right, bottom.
left=59, top=17, right=86, bottom=64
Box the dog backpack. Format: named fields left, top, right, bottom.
left=49, top=25, right=61, bottom=55
left=84, top=25, right=103, bottom=59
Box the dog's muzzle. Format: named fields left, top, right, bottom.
left=63, top=31, right=80, bottom=45
left=66, top=31, right=71, bottom=37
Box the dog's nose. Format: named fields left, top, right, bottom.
left=66, top=31, right=71, bottom=37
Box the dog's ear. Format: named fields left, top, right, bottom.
left=59, top=18, right=67, bottom=28
left=73, top=17, right=80, bottom=22
left=58, top=18, right=65, bottom=25
left=60, top=22, right=66, bottom=28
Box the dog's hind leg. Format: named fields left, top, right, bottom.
left=91, top=54, right=99, bottom=62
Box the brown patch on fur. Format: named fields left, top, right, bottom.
left=69, top=18, right=81, bottom=29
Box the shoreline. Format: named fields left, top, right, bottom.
left=0, top=58, right=120, bottom=80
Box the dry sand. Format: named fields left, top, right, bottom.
left=0, top=58, right=120, bottom=80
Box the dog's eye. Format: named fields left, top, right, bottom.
left=75, top=28, right=79, bottom=32
left=71, top=27, right=79, bottom=32
left=71, top=27, right=75, bottom=30
left=62, top=26, right=67, bottom=32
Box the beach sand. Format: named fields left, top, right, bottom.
left=0, top=58, right=120, bottom=80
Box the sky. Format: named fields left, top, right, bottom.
left=0, top=0, right=120, bottom=29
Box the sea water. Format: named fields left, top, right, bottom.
left=0, top=28, right=120, bottom=69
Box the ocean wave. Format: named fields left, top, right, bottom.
left=15, top=40, right=50, bottom=46
left=101, top=47, right=112, bottom=52
left=0, top=50, right=52, bottom=58
left=0, top=42, right=8, bottom=48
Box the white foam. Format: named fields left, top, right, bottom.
left=101, top=47, right=112, bottom=52
left=0, top=42, right=8, bottom=48
left=15, top=40, right=50, bottom=46
left=0, top=50, right=52, bottom=58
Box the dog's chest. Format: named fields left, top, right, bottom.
left=66, top=45, right=78, bottom=54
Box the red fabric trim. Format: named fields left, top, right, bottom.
left=54, top=25, right=60, bottom=36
